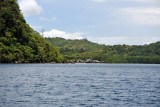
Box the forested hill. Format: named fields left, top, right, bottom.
left=45, top=37, right=106, bottom=51
left=46, top=37, right=160, bottom=64
left=0, top=0, right=66, bottom=63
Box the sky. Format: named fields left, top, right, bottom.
left=18, top=0, right=160, bottom=45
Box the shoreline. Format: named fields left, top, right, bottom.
left=0, top=62, right=159, bottom=64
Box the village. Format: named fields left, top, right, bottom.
left=70, top=59, right=104, bottom=63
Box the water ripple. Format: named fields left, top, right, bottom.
left=0, top=64, right=160, bottom=107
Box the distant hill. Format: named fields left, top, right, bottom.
left=45, top=37, right=106, bottom=51
left=0, top=0, right=66, bottom=63
left=46, top=37, right=160, bottom=64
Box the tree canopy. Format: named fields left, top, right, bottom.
left=46, top=37, right=160, bottom=64
left=0, top=0, right=66, bottom=63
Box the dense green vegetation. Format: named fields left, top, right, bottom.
left=0, top=0, right=66, bottom=63
left=46, top=37, right=160, bottom=64
left=46, top=37, right=106, bottom=51
left=45, top=37, right=106, bottom=55
left=1, top=0, right=159, bottom=64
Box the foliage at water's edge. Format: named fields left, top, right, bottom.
left=46, top=37, right=160, bottom=64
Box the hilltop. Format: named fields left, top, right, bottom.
left=45, top=37, right=106, bottom=51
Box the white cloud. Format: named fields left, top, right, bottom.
left=19, top=0, right=43, bottom=16
left=92, top=0, right=107, bottom=2
left=52, top=17, right=56, bottom=22
left=127, top=0, right=159, bottom=3
left=30, top=25, right=43, bottom=31
left=39, top=0, right=51, bottom=2
left=40, top=17, right=50, bottom=21
left=43, top=29, right=84, bottom=40
left=118, top=7, right=160, bottom=25
left=88, top=36, right=160, bottom=45
left=40, top=17, right=56, bottom=22
left=92, top=0, right=159, bottom=3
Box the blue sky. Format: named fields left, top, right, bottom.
left=18, top=0, right=160, bottom=45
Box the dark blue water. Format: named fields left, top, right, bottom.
left=0, top=64, right=160, bottom=107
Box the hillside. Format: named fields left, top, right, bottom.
left=46, top=37, right=160, bottom=64
left=45, top=37, right=106, bottom=51
left=0, top=0, right=66, bottom=63
left=45, top=37, right=106, bottom=56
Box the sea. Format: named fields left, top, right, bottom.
left=0, top=64, right=160, bottom=107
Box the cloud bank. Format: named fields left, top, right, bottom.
left=43, top=29, right=84, bottom=40
left=40, top=17, right=56, bottom=22
left=118, top=7, right=160, bottom=25
left=92, top=0, right=107, bottom=2
left=19, top=0, right=43, bottom=16
left=88, top=36, right=160, bottom=45
left=92, top=0, right=159, bottom=3
left=128, top=0, right=159, bottom=3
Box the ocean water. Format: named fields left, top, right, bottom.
left=0, top=64, right=160, bottom=107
